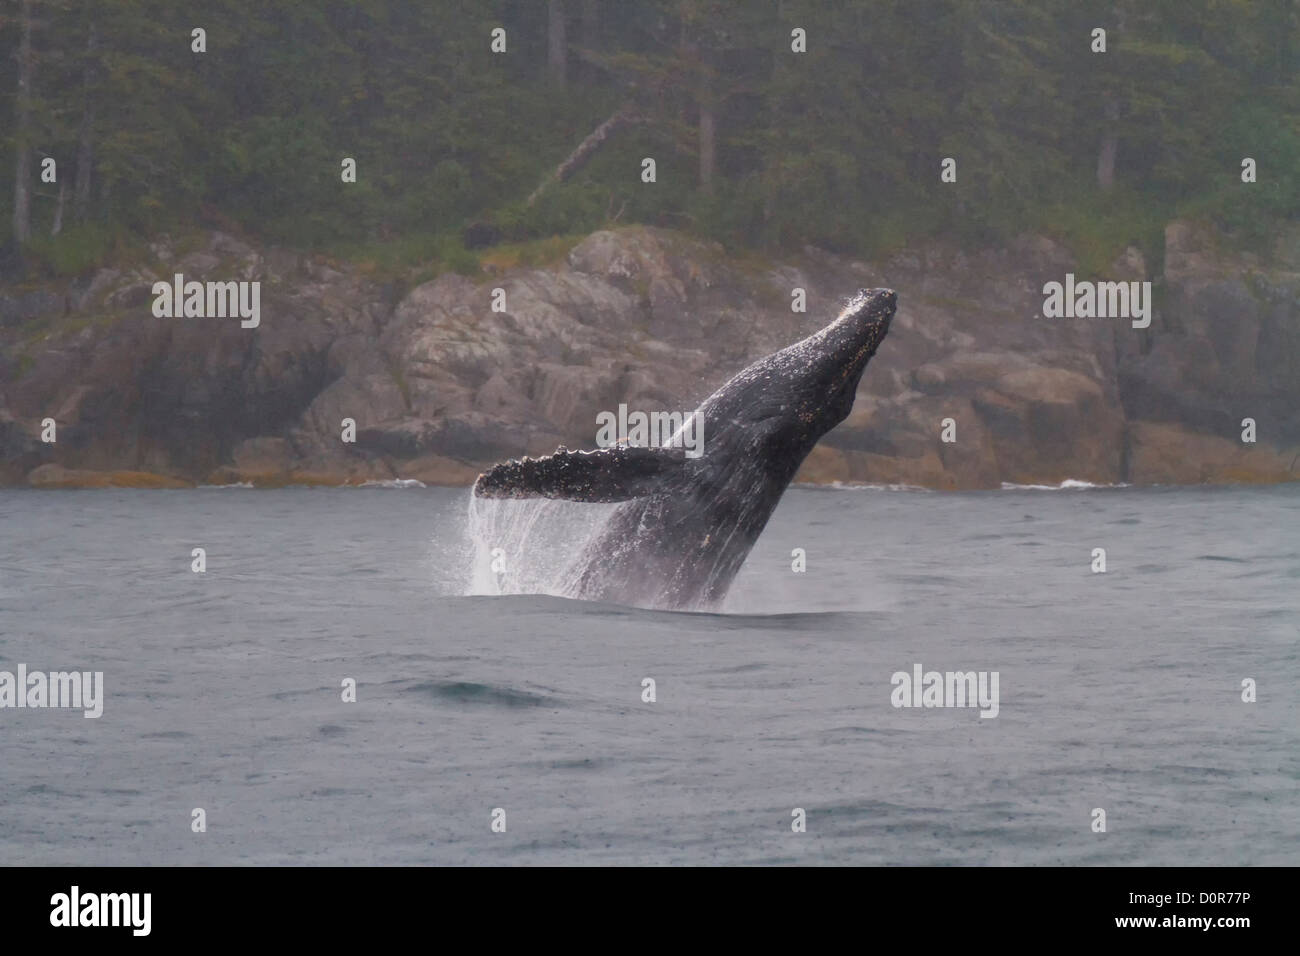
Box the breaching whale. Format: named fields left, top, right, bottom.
left=473, top=288, right=897, bottom=610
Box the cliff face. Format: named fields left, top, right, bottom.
left=1, top=223, right=1297, bottom=489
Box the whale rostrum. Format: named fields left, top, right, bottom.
left=473, top=287, right=898, bottom=610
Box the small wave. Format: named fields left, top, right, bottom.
left=197, top=481, right=254, bottom=489
left=404, top=679, right=556, bottom=708
left=1000, top=480, right=1130, bottom=491
left=359, top=478, right=427, bottom=489
left=796, top=481, right=932, bottom=492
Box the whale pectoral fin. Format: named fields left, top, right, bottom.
left=473, top=446, right=687, bottom=502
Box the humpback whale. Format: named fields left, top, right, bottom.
left=474, top=288, right=897, bottom=610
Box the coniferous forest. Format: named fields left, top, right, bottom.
left=1, top=0, right=1297, bottom=279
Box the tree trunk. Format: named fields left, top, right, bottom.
left=51, top=180, right=66, bottom=236
left=527, top=105, right=640, bottom=206
left=1097, top=94, right=1119, bottom=191
left=1097, top=3, right=1123, bottom=192
left=699, top=101, right=716, bottom=195
left=580, top=0, right=598, bottom=81
left=74, top=23, right=98, bottom=223
left=12, top=0, right=34, bottom=246
left=547, top=0, right=567, bottom=88
left=698, top=67, right=715, bottom=195
left=581, top=0, right=598, bottom=50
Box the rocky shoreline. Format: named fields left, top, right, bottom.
left=3, top=223, right=1298, bottom=490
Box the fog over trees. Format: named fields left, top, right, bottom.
left=2, top=0, right=1296, bottom=275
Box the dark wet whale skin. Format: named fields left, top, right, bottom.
left=557, top=288, right=898, bottom=610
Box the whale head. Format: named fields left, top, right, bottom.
left=733, top=287, right=896, bottom=441
left=812, top=287, right=896, bottom=416
left=829, top=287, right=897, bottom=352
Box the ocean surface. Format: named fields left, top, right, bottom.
left=1, top=482, right=1297, bottom=866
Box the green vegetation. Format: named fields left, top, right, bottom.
left=323, top=233, right=482, bottom=282
left=1, top=0, right=1296, bottom=278
left=1030, top=187, right=1170, bottom=278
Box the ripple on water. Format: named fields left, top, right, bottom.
left=403, top=679, right=558, bottom=708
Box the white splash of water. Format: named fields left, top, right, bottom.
left=999, top=479, right=1131, bottom=491
left=465, top=493, right=618, bottom=598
